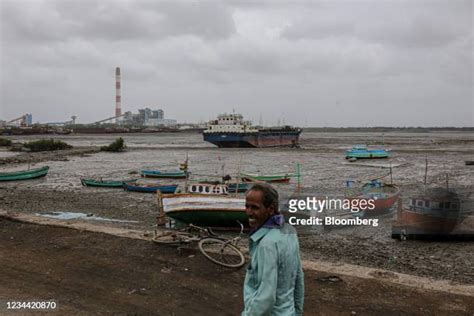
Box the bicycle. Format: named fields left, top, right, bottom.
left=152, top=223, right=246, bottom=269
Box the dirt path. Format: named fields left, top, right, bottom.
left=1, top=218, right=473, bottom=315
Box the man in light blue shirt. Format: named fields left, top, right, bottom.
left=243, top=183, right=304, bottom=316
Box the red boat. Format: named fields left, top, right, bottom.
left=392, top=188, right=461, bottom=239
left=347, top=180, right=400, bottom=217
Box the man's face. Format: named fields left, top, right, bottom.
left=245, top=190, right=274, bottom=229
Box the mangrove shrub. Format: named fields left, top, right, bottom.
left=101, top=137, right=125, bottom=152
left=24, top=139, right=73, bottom=152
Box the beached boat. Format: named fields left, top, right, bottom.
left=465, top=161, right=474, bottom=166
left=123, top=182, right=178, bottom=193
left=347, top=180, right=400, bottom=217
left=157, top=193, right=247, bottom=228
left=345, top=145, right=390, bottom=159
left=140, top=170, right=187, bottom=179
left=391, top=188, right=462, bottom=239
left=81, top=178, right=130, bottom=188
left=240, top=172, right=293, bottom=183
left=0, top=166, right=49, bottom=181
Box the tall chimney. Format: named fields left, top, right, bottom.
left=115, top=67, right=122, bottom=117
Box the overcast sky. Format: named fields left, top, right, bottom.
left=1, top=0, right=472, bottom=126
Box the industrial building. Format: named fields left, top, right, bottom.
left=122, top=108, right=177, bottom=127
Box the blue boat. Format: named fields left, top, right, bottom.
left=345, top=145, right=390, bottom=159
left=123, top=182, right=178, bottom=193
left=140, top=170, right=187, bottom=179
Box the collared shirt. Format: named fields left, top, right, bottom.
left=242, top=223, right=304, bottom=316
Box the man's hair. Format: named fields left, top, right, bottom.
left=247, top=183, right=279, bottom=213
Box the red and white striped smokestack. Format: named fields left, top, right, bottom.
left=115, top=67, right=122, bottom=117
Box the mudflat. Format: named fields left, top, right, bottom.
left=1, top=218, right=473, bottom=315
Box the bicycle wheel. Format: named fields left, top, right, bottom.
left=152, top=231, right=193, bottom=246
left=198, top=238, right=245, bottom=268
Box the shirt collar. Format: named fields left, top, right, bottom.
left=249, top=214, right=284, bottom=242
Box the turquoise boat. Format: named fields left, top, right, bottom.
left=0, top=166, right=49, bottom=181
left=123, top=182, right=178, bottom=193
left=81, top=178, right=130, bottom=188
left=345, top=145, right=390, bottom=159
left=140, top=170, right=187, bottom=179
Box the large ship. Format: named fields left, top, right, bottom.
left=203, top=113, right=302, bottom=148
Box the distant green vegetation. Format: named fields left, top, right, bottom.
left=24, top=139, right=73, bottom=152
left=101, top=137, right=125, bottom=152
left=0, top=138, right=12, bottom=146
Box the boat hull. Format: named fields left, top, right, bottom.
left=392, top=210, right=459, bottom=236
left=140, top=170, right=187, bottom=179
left=161, top=194, right=247, bottom=228
left=203, top=131, right=301, bottom=148
left=0, top=166, right=49, bottom=181
left=124, top=183, right=178, bottom=193
left=81, top=179, right=125, bottom=188
left=240, top=173, right=292, bottom=183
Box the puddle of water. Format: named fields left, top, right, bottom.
left=36, top=211, right=139, bottom=223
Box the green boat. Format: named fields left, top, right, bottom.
left=141, top=170, right=187, bottom=179
left=0, top=166, right=49, bottom=181
left=240, top=172, right=293, bottom=183
left=81, top=178, right=128, bottom=188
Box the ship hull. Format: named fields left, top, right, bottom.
left=392, top=210, right=459, bottom=238
left=203, top=131, right=301, bottom=148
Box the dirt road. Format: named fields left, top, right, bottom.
left=1, top=219, right=472, bottom=315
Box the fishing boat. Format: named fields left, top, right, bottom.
left=465, top=161, right=474, bottom=166
left=81, top=178, right=131, bottom=188
left=0, top=166, right=49, bottom=181
left=123, top=181, right=178, bottom=193
left=347, top=180, right=400, bottom=217
left=203, top=113, right=301, bottom=148
left=140, top=170, right=187, bottom=179
left=345, top=145, right=390, bottom=159
left=188, top=183, right=229, bottom=195
left=157, top=193, right=247, bottom=228
left=391, top=188, right=462, bottom=239
left=240, top=172, right=293, bottom=183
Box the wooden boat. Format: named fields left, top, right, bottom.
left=140, top=170, right=187, bottom=179
left=123, top=181, right=178, bottom=193
left=392, top=188, right=462, bottom=239
left=81, top=178, right=132, bottom=188
left=240, top=172, right=293, bottom=183
left=465, top=161, right=474, bottom=166
left=0, top=166, right=49, bottom=181
left=345, top=145, right=390, bottom=159
left=157, top=193, right=247, bottom=228
left=347, top=180, right=400, bottom=217
left=188, top=183, right=228, bottom=195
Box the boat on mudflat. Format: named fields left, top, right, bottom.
left=240, top=172, right=293, bottom=183
left=0, top=166, right=49, bottom=181
left=140, top=170, right=187, bottom=179
left=345, top=145, right=390, bottom=159
left=123, top=182, right=178, bottom=193
left=391, top=188, right=462, bottom=239
left=347, top=180, right=400, bottom=217
left=81, top=178, right=132, bottom=188
left=157, top=193, right=247, bottom=228
left=203, top=113, right=301, bottom=148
